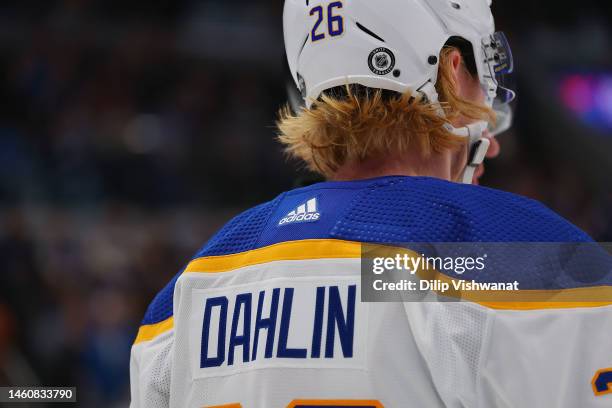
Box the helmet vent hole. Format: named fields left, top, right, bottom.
left=393, top=69, right=401, bottom=78
left=355, top=22, right=385, bottom=43
left=451, top=2, right=461, bottom=9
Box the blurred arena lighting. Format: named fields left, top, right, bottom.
left=559, top=73, right=612, bottom=133
left=514, top=21, right=612, bottom=189
left=123, top=114, right=164, bottom=154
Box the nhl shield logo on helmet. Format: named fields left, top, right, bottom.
left=368, top=47, right=395, bottom=76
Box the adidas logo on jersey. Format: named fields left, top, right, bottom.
left=278, top=197, right=320, bottom=226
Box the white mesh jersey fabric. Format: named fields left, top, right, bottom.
left=403, top=301, right=492, bottom=408
left=477, top=305, right=612, bottom=408
left=152, top=258, right=456, bottom=407
left=130, top=329, right=173, bottom=408
left=131, top=257, right=612, bottom=407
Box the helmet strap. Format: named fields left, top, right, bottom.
left=451, top=121, right=489, bottom=184
left=415, top=82, right=490, bottom=185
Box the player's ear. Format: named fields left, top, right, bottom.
left=445, top=47, right=480, bottom=101
left=448, top=49, right=464, bottom=82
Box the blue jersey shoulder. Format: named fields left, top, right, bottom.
left=197, top=176, right=592, bottom=255
left=141, top=176, right=597, bottom=326
left=141, top=270, right=181, bottom=326
left=196, top=195, right=286, bottom=257
left=328, top=176, right=592, bottom=243
left=139, top=196, right=286, bottom=326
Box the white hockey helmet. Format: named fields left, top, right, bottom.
left=283, top=0, right=516, bottom=183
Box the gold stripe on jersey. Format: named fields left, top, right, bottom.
left=287, top=400, right=384, bottom=407
left=133, top=239, right=612, bottom=344
left=134, top=316, right=174, bottom=344
left=185, top=239, right=361, bottom=273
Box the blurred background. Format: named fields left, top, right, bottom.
left=0, top=0, right=610, bottom=406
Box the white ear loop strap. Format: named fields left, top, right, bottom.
left=456, top=123, right=490, bottom=184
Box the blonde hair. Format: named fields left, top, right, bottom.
left=277, top=47, right=496, bottom=178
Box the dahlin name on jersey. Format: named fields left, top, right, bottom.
left=199, top=283, right=358, bottom=369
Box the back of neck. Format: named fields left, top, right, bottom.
left=332, top=151, right=455, bottom=182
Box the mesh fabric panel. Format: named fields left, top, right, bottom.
left=330, top=177, right=590, bottom=243
left=140, top=176, right=597, bottom=327
left=141, top=271, right=182, bottom=326
left=196, top=196, right=283, bottom=257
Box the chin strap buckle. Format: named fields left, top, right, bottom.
left=452, top=121, right=489, bottom=184
left=461, top=137, right=491, bottom=184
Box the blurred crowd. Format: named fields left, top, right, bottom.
left=0, top=1, right=288, bottom=406
left=0, top=206, right=224, bottom=405
left=0, top=1, right=610, bottom=407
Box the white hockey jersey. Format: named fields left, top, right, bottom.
left=130, top=176, right=612, bottom=407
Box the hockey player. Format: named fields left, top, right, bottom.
left=130, top=0, right=612, bottom=407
